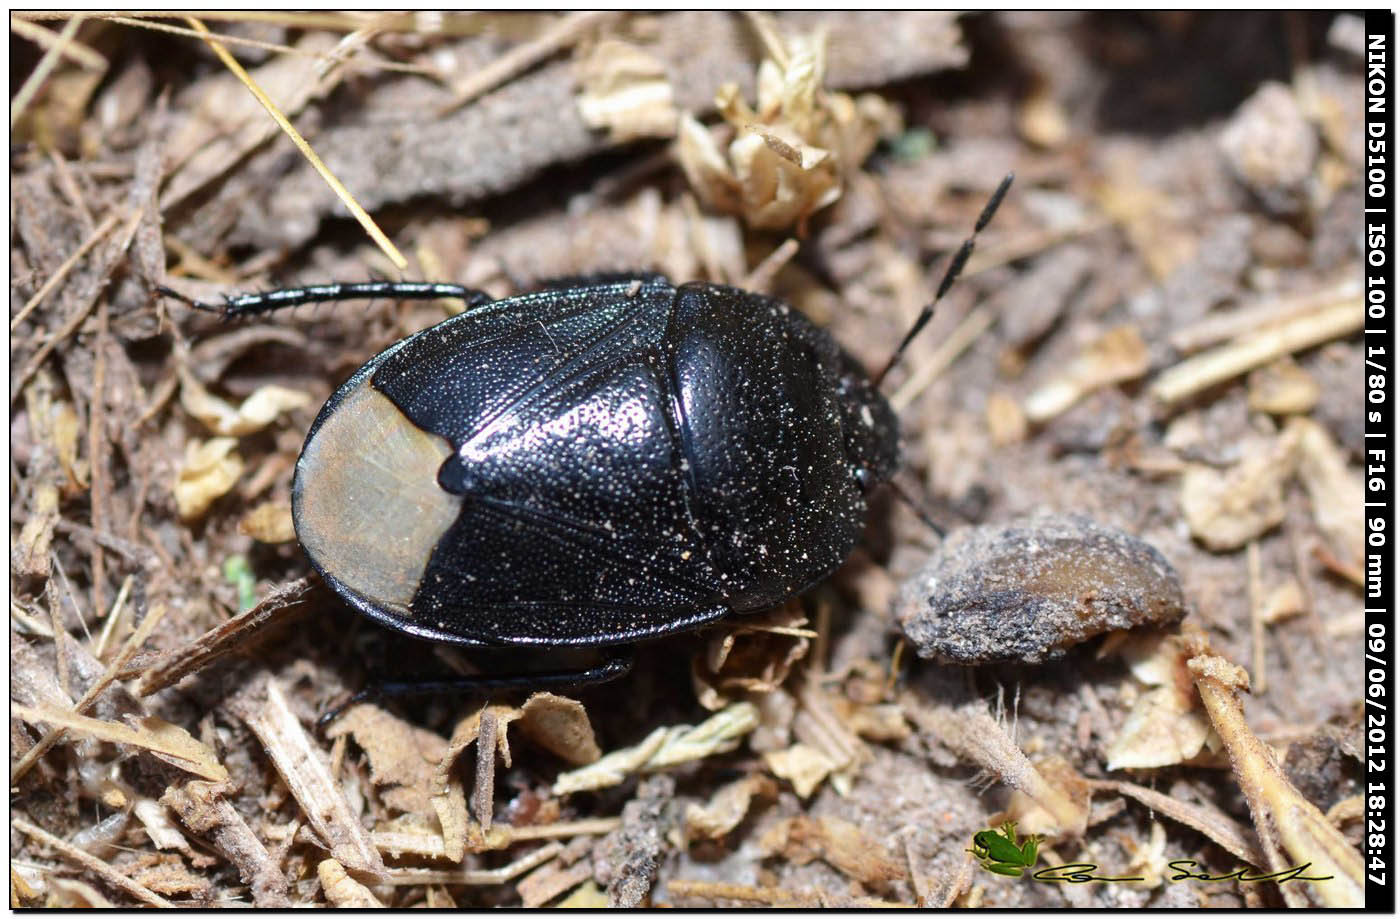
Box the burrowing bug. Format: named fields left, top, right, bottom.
left=162, top=175, right=1012, bottom=704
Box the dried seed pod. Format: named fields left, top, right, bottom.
left=896, top=514, right=1187, bottom=664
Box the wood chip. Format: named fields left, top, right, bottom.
left=1185, top=627, right=1365, bottom=907
left=160, top=780, right=291, bottom=907
left=517, top=857, right=594, bottom=908
left=235, top=679, right=386, bottom=877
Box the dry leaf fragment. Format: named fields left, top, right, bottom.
left=762, top=742, right=835, bottom=799
left=1106, top=631, right=1217, bottom=770
left=684, top=773, right=778, bottom=841
left=129, top=715, right=231, bottom=783
left=692, top=605, right=812, bottom=709
left=1023, top=326, right=1150, bottom=423
left=1107, top=686, right=1213, bottom=770
left=325, top=704, right=449, bottom=815
left=318, top=858, right=384, bottom=908
left=986, top=392, right=1028, bottom=446
left=429, top=703, right=523, bottom=855
left=1180, top=424, right=1301, bottom=551
left=1247, top=357, right=1320, bottom=415
left=759, top=815, right=907, bottom=886
left=1290, top=417, right=1364, bottom=577
left=518, top=692, right=601, bottom=766
left=675, top=24, right=896, bottom=230
left=44, top=878, right=112, bottom=909
left=238, top=501, right=296, bottom=543
left=574, top=38, right=677, bottom=141
left=179, top=372, right=311, bottom=437
left=10, top=704, right=228, bottom=782
left=173, top=436, right=243, bottom=521
left=1261, top=579, right=1306, bottom=624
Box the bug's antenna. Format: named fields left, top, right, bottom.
left=872, top=173, right=1013, bottom=389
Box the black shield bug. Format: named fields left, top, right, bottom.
left=161, top=175, right=1012, bottom=712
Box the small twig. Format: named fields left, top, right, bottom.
left=381, top=842, right=563, bottom=886
left=105, top=15, right=441, bottom=77
left=10, top=16, right=108, bottom=71
left=183, top=15, right=407, bottom=271
left=93, top=574, right=134, bottom=660
left=135, top=577, right=316, bottom=696
left=741, top=238, right=800, bottom=294
left=49, top=150, right=96, bottom=234
left=438, top=10, right=618, bottom=115
left=12, top=207, right=145, bottom=403
left=13, top=817, right=176, bottom=908
left=11, top=602, right=168, bottom=784
left=503, top=817, right=621, bottom=841
left=88, top=298, right=110, bottom=621
left=10, top=14, right=84, bottom=128
left=1247, top=540, right=1267, bottom=696
left=1150, top=297, right=1362, bottom=406
left=890, top=304, right=996, bottom=412
left=9, top=210, right=120, bottom=332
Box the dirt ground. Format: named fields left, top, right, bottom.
left=10, top=11, right=1367, bottom=908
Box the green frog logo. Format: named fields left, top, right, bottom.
left=969, top=821, right=1042, bottom=877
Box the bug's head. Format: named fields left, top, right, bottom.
left=837, top=368, right=900, bottom=493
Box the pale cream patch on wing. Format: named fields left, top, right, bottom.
left=294, top=380, right=462, bottom=615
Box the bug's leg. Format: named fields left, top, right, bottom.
left=156, top=281, right=496, bottom=320
left=315, top=650, right=635, bottom=731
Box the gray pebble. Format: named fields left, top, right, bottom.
left=896, top=514, right=1187, bottom=664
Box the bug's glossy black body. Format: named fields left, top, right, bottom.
left=292, top=277, right=899, bottom=648
left=161, top=175, right=1012, bottom=696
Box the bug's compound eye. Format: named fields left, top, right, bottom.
left=437, top=452, right=475, bottom=495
